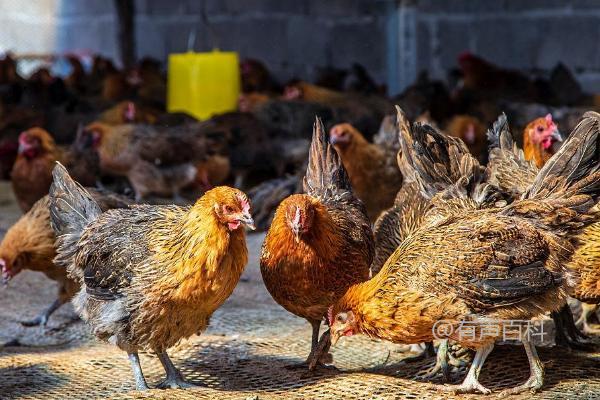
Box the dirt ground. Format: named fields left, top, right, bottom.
left=1, top=181, right=600, bottom=399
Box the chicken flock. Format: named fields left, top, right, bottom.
left=2, top=52, right=600, bottom=395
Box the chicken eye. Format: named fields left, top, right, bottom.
left=536, top=126, right=544, bottom=133
left=336, top=313, right=346, bottom=323
left=224, top=205, right=233, bottom=213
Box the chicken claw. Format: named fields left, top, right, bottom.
left=431, top=343, right=494, bottom=395
left=20, top=298, right=63, bottom=328
left=155, top=351, right=201, bottom=390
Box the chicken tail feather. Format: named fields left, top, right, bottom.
left=49, top=162, right=102, bottom=281
left=395, top=105, right=490, bottom=202
left=303, top=117, right=351, bottom=195
left=524, top=112, right=600, bottom=210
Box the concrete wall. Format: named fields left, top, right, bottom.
left=413, top=0, right=600, bottom=92
left=1, top=0, right=600, bottom=94
left=32, top=0, right=390, bottom=88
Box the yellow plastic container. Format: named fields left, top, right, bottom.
left=167, top=51, right=240, bottom=120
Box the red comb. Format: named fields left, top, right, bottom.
left=327, top=306, right=334, bottom=326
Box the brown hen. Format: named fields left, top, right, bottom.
left=330, top=111, right=600, bottom=395
left=11, top=128, right=62, bottom=212
left=260, top=118, right=373, bottom=370
left=0, top=190, right=130, bottom=327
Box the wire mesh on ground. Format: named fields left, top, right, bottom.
left=2, top=303, right=600, bottom=400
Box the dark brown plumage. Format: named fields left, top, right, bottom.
left=373, top=108, right=499, bottom=274
left=260, top=118, right=373, bottom=369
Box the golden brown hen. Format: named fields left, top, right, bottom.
left=0, top=190, right=130, bottom=327
left=260, top=118, right=373, bottom=370
left=49, top=163, right=255, bottom=390
left=329, top=111, right=600, bottom=395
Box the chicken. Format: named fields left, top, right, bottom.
left=283, top=81, right=392, bottom=137
left=240, top=58, right=280, bottom=94
left=97, top=101, right=157, bottom=125
left=487, top=113, right=596, bottom=349
left=283, top=80, right=348, bottom=106
left=11, top=128, right=63, bottom=212
left=523, top=113, right=563, bottom=168
left=10, top=127, right=104, bottom=212
left=0, top=190, right=130, bottom=327
left=49, top=163, right=255, bottom=390
left=195, top=154, right=231, bottom=191
left=457, top=52, right=539, bottom=102
left=444, top=114, right=487, bottom=161
left=329, top=110, right=600, bottom=395
left=84, top=122, right=209, bottom=200
left=260, top=118, right=373, bottom=370
left=372, top=110, right=499, bottom=378
left=329, top=123, right=402, bottom=221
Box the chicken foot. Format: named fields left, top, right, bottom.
left=497, top=338, right=544, bottom=396
left=421, top=340, right=470, bottom=381
left=434, top=343, right=493, bottom=394
left=156, top=351, right=200, bottom=389
left=551, top=304, right=593, bottom=350
left=128, top=352, right=150, bottom=391
left=287, top=320, right=334, bottom=371
left=307, top=329, right=336, bottom=372
left=21, top=298, right=64, bottom=328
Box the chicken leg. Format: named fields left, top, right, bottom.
left=156, top=351, right=199, bottom=389
left=498, top=338, right=544, bottom=395
left=577, top=302, right=600, bottom=335
left=436, top=343, right=493, bottom=394
left=128, top=352, right=149, bottom=391
left=21, top=298, right=63, bottom=327
left=422, top=340, right=449, bottom=380
left=551, top=304, right=593, bottom=350
left=421, top=340, right=469, bottom=381
left=286, top=319, right=322, bottom=370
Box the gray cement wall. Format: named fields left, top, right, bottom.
left=413, top=0, right=600, bottom=93
left=1, top=0, right=600, bottom=94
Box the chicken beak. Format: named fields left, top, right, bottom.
left=240, top=213, right=256, bottom=231
left=330, top=328, right=341, bottom=347
left=551, top=129, right=563, bottom=142
left=17, top=141, right=30, bottom=155
left=291, top=225, right=301, bottom=243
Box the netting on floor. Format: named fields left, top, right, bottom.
left=2, top=305, right=600, bottom=400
